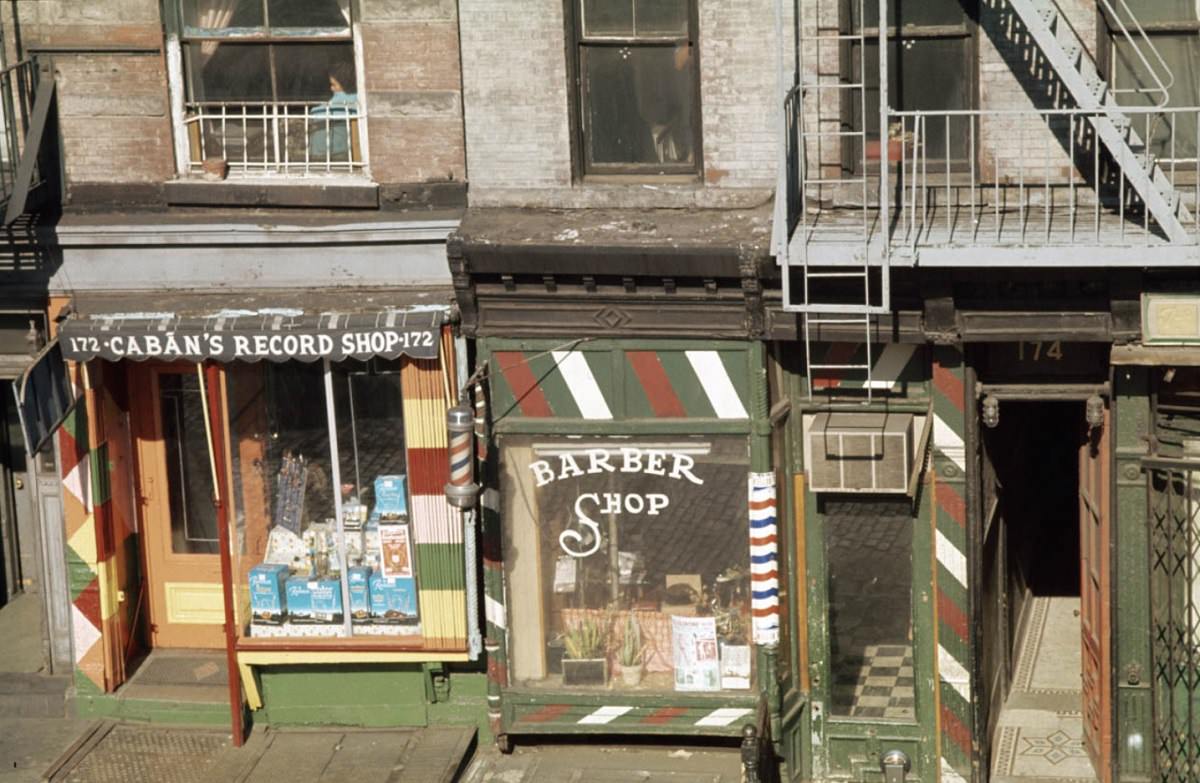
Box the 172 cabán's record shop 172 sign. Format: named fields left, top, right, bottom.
left=57, top=306, right=446, bottom=363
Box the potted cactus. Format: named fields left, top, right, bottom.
left=617, top=614, right=646, bottom=687
left=562, top=616, right=608, bottom=686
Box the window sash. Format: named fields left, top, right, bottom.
left=179, top=0, right=352, bottom=41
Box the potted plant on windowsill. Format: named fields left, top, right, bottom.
left=865, top=121, right=915, bottom=163
left=616, top=614, right=646, bottom=687
left=562, top=616, right=608, bottom=686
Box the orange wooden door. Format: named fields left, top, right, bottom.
left=1079, top=405, right=1112, bottom=782
left=131, top=363, right=225, bottom=649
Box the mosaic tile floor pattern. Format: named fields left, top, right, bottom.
left=831, top=644, right=916, bottom=721
left=992, top=596, right=1097, bottom=781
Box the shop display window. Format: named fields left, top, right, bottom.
left=226, top=358, right=423, bottom=641
left=501, top=435, right=754, bottom=692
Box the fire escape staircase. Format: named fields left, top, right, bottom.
left=1011, top=0, right=1192, bottom=243
left=776, top=0, right=1193, bottom=396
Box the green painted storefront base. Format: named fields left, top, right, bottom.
left=502, top=688, right=759, bottom=739
left=68, top=666, right=491, bottom=740
left=70, top=671, right=230, bottom=727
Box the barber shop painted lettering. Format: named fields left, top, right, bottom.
left=528, top=447, right=705, bottom=558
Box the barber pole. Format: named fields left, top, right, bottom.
left=444, top=403, right=479, bottom=509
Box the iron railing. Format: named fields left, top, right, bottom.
left=183, top=100, right=365, bottom=176
left=885, top=106, right=1200, bottom=248
left=0, top=58, right=42, bottom=208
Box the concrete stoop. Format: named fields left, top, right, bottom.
left=0, top=672, right=71, bottom=718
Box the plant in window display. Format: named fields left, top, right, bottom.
left=562, top=615, right=610, bottom=686
left=617, top=614, right=646, bottom=687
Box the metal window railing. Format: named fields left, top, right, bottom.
left=183, top=100, right=365, bottom=176
left=0, top=58, right=41, bottom=206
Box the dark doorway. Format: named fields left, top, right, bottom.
left=988, top=401, right=1083, bottom=599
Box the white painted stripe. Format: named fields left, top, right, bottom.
left=71, top=604, right=101, bottom=664
left=485, top=595, right=507, bottom=630
left=751, top=578, right=780, bottom=591
left=578, top=706, right=633, bottom=725
left=750, top=544, right=778, bottom=558
left=686, top=351, right=749, bottom=419
left=695, top=707, right=753, bottom=727
left=937, top=645, right=971, bottom=701
left=750, top=561, right=778, bottom=575
left=941, top=757, right=969, bottom=783
left=932, top=414, right=967, bottom=471
left=749, top=508, right=777, bottom=521
left=551, top=351, right=613, bottom=420
left=935, top=529, right=968, bottom=590
left=865, top=344, right=917, bottom=389
left=62, top=454, right=93, bottom=512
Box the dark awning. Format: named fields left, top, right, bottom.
left=57, top=289, right=450, bottom=363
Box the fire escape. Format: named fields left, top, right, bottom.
left=772, top=0, right=1199, bottom=394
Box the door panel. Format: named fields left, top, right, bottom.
left=131, top=364, right=224, bottom=649
left=1079, top=406, right=1112, bottom=782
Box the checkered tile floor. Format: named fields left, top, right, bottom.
left=831, top=644, right=916, bottom=720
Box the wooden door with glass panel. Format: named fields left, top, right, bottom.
left=131, top=363, right=225, bottom=649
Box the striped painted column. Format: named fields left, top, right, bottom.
left=931, top=348, right=973, bottom=783
left=492, top=348, right=751, bottom=421
left=749, top=473, right=779, bottom=646
left=401, top=334, right=467, bottom=649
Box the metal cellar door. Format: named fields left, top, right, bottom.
left=1079, top=404, right=1113, bottom=781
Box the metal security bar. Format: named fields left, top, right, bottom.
left=183, top=100, right=364, bottom=176
left=1146, top=458, right=1200, bottom=783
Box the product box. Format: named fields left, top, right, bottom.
left=348, top=566, right=372, bottom=624
left=371, top=475, right=408, bottom=521
left=369, top=571, right=418, bottom=624
left=286, top=576, right=344, bottom=624
left=249, top=563, right=289, bottom=625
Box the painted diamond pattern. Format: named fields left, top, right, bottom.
left=1020, top=730, right=1088, bottom=765
left=593, top=307, right=631, bottom=329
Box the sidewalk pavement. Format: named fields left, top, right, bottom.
left=37, top=721, right=475, bottom=783
left=0, top=717, right=94, bottom=783
left=461, top=740, right=747, bottom=782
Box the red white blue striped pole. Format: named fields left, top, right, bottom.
left=444, top=402, right=479, bottom=509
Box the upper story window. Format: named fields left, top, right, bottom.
left=573, top=0, right=700, bottom=176
left=1108, top=1, right=1199, bottom=161
left=178, top=0, right=363, bottom=176
left=850, top=0, right=975, bottom=168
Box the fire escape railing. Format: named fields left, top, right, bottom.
left=776, top=0, right=1200, bottom=270
left=0, top=56, right=55, bottom=224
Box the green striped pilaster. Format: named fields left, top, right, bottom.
left=931, top=346, right=973, bottom=783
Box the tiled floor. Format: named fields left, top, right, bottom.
left=831, top=644, right=916, bottom=721
left=991, top=596, right=1097, bottom=782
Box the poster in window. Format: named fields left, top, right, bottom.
left=379, top=524, right=414, bottom=580
left=671, top=615, right=720, bottom=692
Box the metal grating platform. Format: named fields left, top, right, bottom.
left=51, top=723, right=228, bottom=783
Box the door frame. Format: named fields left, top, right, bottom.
left=129, top=362, right=226, bottom=649
left=968, top=381, right=1116, bottom=782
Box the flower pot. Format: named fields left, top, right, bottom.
left=865, top=139, right=906, bottom=163
left=546, top=639, right=565, bottom=675
left=562, top=658, right=608, bottom=686
left=619, top=663, right=644, bottom=687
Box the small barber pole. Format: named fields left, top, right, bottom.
left=444, top=402, right=480, bottom=509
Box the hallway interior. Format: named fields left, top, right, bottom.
left=990, top=596, right=1096, bottom=782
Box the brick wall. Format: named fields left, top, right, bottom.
left=11, top=0, right=174, bottom=187
left=359, top=0, right=465, bottom=185
left=459, top=0, right=780, bottom=208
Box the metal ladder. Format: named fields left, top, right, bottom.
left=1010, top=0, right=1192, bottom=242
left=788, top=0, right=891, bottom=399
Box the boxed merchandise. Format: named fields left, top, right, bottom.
left=286, top=576, right=344, bottom=624
left=249, top=563, right=289, bottom=625
left=369, top=571, right=419, bottom=623
left=371, top=475, right=408, bottom=521
left=348, top=566, right=372, bottom=623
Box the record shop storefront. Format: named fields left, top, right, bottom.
left=50, top=290, right=480, bottom=735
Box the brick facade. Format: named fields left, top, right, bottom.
left=459, top=0, right=779, bottom=208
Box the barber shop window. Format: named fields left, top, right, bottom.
left=176, top=0, right=363, bottom=176
left=574, top=0, right=701, bottom=175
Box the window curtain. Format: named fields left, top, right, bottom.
left=194, top=0, right=244, bottom=58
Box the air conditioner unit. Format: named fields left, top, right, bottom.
left=808, top=412, right=915, bottom=494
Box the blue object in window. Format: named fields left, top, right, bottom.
left=309, top=91, right=357, bottom=158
